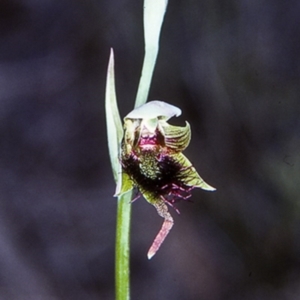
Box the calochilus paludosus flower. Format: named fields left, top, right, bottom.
left=115, top=100, right=215, bottom=259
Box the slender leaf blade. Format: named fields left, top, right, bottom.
left=105, top=48, right=123, bottom=182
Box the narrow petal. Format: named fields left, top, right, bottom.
left=123, top=119, right=141, bottom=154
left=171, top=153, right=216, bottom=191
left=160, top=121, right=191, bottom=152
left=147, top=201, right=174, bottom=259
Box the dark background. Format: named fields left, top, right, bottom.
left=1, top=0, right=300, bottom=299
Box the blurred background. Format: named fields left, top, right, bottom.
left=1, top=0, right=300, bottom=299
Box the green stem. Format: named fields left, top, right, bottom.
left=115, top=191, right=132, bottom=300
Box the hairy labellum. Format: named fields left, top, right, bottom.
left=121, top=150, right=195, bottom=206
left=115, top=101, right=215, bottom=259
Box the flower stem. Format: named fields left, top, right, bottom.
left=115, top=191, right=132, bottom=300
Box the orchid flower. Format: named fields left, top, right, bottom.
left=115, top=100, right=215, bottom=259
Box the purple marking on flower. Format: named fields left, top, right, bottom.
left=118, top=101, right=216, bottom=258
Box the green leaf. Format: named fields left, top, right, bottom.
left=135, top=0, right=169, bottom=108
left=105, top=49, right=123, bottom=182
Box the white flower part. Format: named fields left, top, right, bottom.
left=125, top=101, right=182, bottom=134
left=125, top=100, right=181, bottom=121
